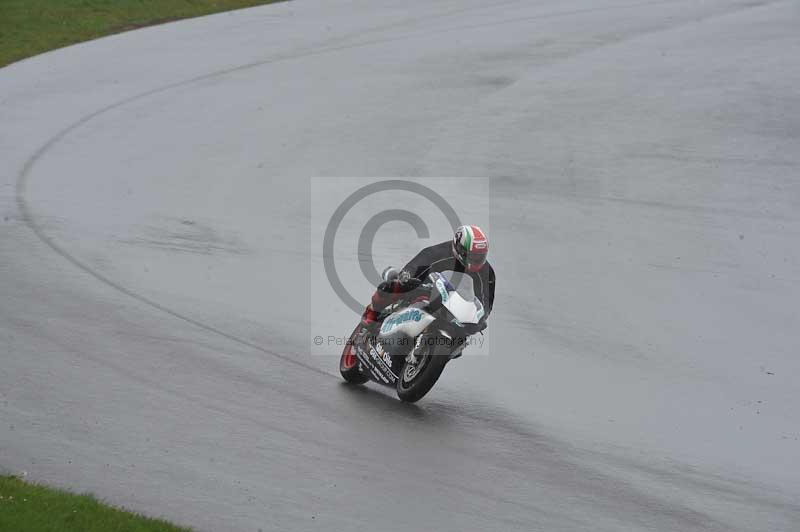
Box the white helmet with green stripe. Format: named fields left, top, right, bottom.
left=452, top=225, right=489, bottom=273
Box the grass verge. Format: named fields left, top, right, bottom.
left=0, top=0, right=283, bottom=68
left=1, top=0, right=288, bottom=526
left=0, top=475, right=191, bottom=532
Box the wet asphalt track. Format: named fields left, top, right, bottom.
left=2, top=1, right=799, bottom=530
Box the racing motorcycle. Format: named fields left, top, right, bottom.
left=339, top=270, right=486, bottom=402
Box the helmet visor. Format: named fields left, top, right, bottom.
left=464, top=249, right=488, bottom=271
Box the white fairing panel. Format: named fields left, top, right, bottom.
left=442, top=292, right=483, bottom=324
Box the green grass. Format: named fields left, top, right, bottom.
left=0, top=0, right=283, bottom=68
left=0, top=475, right=191, bottom=532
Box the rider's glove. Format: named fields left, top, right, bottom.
left=372, top=271, right=422, bottom=314
left=397, top=269, right=411, bottom=285
left=378, top=271, right=420, bottom=294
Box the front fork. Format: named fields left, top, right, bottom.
left=405, top=334, right=426, bottom=366
left=405, top=330, right=468, bottom=366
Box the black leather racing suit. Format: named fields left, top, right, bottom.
left=366, top=241, right=495, bottom=323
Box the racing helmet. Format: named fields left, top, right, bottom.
left=452, top=225, right=489, bottom=272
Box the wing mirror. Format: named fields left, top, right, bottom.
left=381, top=266, right=399, bottom=282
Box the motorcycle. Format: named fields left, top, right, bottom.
left=339, top=270, right=486, bottom=402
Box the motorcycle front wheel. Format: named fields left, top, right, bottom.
left=396, top=342, right=449, bottom=402
left=340, top=327, right=369, bottom=384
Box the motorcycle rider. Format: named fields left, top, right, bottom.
left=360, top=225, right=495, bottom=332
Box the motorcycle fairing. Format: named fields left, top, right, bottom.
left=354, top=336, right=398, bottom=385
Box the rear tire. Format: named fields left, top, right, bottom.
left=340, top=329, right=369, bottom=384
left=396, top=343, right=449, bottom=402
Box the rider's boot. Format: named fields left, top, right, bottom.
left=361, top=305, right=379, bottom=326
left=358, top=305, right=381, bottom=343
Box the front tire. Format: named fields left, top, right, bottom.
left=340, top=329, right=369, bottom=384
left=396, top=343, right=449, bottom=402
